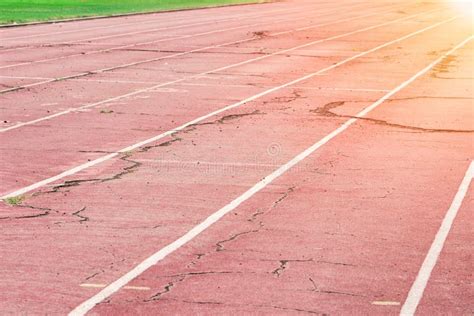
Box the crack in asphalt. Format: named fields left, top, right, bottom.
left=248, top=186, right=295, bottom=222
left=252, top=30, right=270, bottom=38
left=117, top=48, right=267, bottom=56
left=84, top=271, right=102, bottom=281
left=263, top=304, right=324, bottom=315
left=0, top=204, right=52, bottom=220
left=308, top=277, right=363, bottom=297
left=272, top=259, right=314, bottom=277
left=213, top=186, right=296, bottom=253
left=432, top=76, right=474, bottom=80
left=188, top=110, right=265, bottom=129
left=12, top=154, right=143, bottom=223
left=311, top=100, right=474, bottom=133
left=82, top=254, right=126, bottom=283
left=177, top=299, right=224, bottom=305
left=161, top=271, right=237, bottom=278
left=263, top=90, right=305, bottom=106
left=160, top=298, right=326, bottom=314
left=272, top=260, right=289, bottom=277
left=72, top=206, right=89, bottom=223
left=186, top=253, right=206, bottom=268
left=146, top=271, right=248, bottom=302
left=215, top=223, right=264, bottom=252
left=317, top=260, right=356, bottom=267
left=17, top=109, right=263, bottom=218
left=0, top=83, right=14, bottom=89
left=43, top=178, right=103, bottom=194
left=143, top=186, right=297, bottom=300
left=78, top=150, right=116, bottom=154
left=430, top=54, right=456, bottom=78
left=140, top=134, right=183, bottom=152
left=39, top=153, right=142, bottom=196
left=145, top=277, right=185, bottom=302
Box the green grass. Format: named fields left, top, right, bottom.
left=0, top=0, right=264, bottom=24
left=4, top=195, right=25, bottom=205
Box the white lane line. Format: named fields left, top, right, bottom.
left=0, top=4, right=328, bottom=55
left=0, top=2, right=369, bottom=65
left=0, top=3, right=389, bottom=73
left=68, top=33, right=473, bottom=316
left=2, top=17, right=222, bottom=43
left=0, top=16, right=458, bottom=200
left=0, top=4, right=317, bottom=41
left=372, top=301, right=401, bottom=306
left=80, top=284, right=150, bottom=290
left=0, top=76, right=392, bottom=92
left=0, top=6, right=379, bottom=93
left=400, top=160, right=474, bottom=316
left=0, top=19, right=282, bottom=70
left=59, top=3, right=352, bottom=44
left=313, top=87, right=392, bottom=92
left=1, top=0, right=398, bottom=44
left=179, top=82, right=393, bottom=92
left=0, top=9, right=438, bottom=133
left=0, top=75, right=52, bottom=80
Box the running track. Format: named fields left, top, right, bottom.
left=0, top=0, right=473, bottom=314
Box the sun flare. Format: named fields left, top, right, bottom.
left=445, top=0, right=474, bottom=16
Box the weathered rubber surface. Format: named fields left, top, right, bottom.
left=0, top=0, right=472, bottom=314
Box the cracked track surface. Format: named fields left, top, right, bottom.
left=0, top=0, right=473, bottom=314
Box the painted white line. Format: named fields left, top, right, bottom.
left=2, top=0, right=402, bottom=45
left=69, top=34, right=473, bottom=316
left=0, top=2, right=369, bottom=67
left=400, top=160, right=474, bottom=316
left=180, top=82, right=392, bottom=92
left=3, top=17, right=219, bottom=42
left=0, top=76, right=392, bottom=92
left=0, top=9, right=381, bottom=95
left=0, top=4, right=330, bottom=56
left=0, top=4, right=318, bottom=41
left=0, top=16, right=459, bottom=200
left=80, top=284, right=150, bottom=290
left=61, top=3, right=349, bottom=44
left=372, top=301, right=401, bottom=306
left=0, top=75, right=52, bottom=80
left=0, top=9, right=438, bottom=132
left=0, top=3, right=392, bottom=76
left=0, top=20, right=277, bottom=70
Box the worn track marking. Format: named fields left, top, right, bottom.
left=400, top=161, right=474, bottom=316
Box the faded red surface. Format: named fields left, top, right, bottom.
left=0, top=0, right=472, bottom=314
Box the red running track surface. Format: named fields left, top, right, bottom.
left=0, top=0, right=472, bottom=314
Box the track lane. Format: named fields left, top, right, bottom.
left=1, top=6, right=472, bottom=313
left=0, top=10, right=456, bottom=197
left=0, top=1, right=312, bottom=42
left=81, top=34, right=473, bottom=315
left=0, top=3, right=341, bottom=65
left=0, top=8, right=443, bottom=133
left=0, top=1, right=405, bottom=91
left=1, top=1, right=472, bottom=314
left=413, top=183, right=473, bottom=315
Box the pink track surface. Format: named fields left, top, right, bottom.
left=0, top=0, right=473, bottom=314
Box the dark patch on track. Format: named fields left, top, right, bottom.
left=311, top=100, right=474, bottom=133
